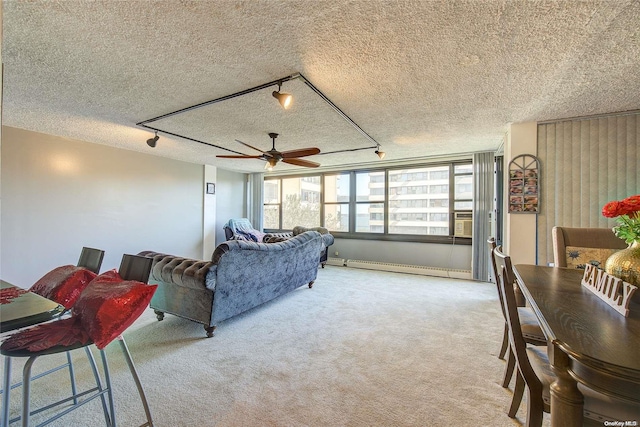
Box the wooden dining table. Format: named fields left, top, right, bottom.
left=513, top=264, right=640, bottom=427
left=0, top=279, right=65, bottom=427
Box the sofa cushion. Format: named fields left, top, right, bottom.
left=293, top=226, right=329, bottom=235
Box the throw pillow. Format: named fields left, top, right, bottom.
left=565, top=246, right=619, bottom=269
left=73, top=270, right=157, bottom=349
left=30, top=265, right=97, bottom=309
left=0, top=317, right=90, bottom=352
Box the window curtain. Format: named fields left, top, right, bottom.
left=247, top=172, right=264, bottom=230
left=537, top=112, right=639, bottom=265
left=472, top=151, right=495, bottom=281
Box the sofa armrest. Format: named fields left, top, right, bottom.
left=139, top=251, right=217, bottom=291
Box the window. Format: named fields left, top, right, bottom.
left=263, top=180, right=280, bottom=229
left=454, top=164, right=473, bottom=211
left=282, top=177, right=321, bottom=229
left=324, top=174, right=350, bottom=232
left=263, top=160, right=473, bottom=242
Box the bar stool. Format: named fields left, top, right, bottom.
left=1, top=248, right=104, bottom=427
left=1, top=254, right=156, bottom=427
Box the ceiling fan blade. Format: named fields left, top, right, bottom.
left=216, top=155, right=264, bottom=159
left=280, top=147, right=321, bottom=158
left=282, top=158, right=321, bottom=168
left=235, top=139, right=272, bottom=157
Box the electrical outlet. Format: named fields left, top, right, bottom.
left=334, top=251, right=339, bottom=256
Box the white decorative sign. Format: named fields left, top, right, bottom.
left=581, top=264, right=637, bottom=317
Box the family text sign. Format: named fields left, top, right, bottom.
left=581, top=264, right=637, bottom=317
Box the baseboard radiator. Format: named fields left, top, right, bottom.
left=330, top=258, right=472, bottom=280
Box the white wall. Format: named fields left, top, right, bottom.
left=214, top=168, right=246, bottom=247
left=331, top=238, right=472, bottom=271
left=1, top=127, right=205, bottom=286
left=203, top=164, right=217, bottom=259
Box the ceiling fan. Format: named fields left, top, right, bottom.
left=217, top=133, right=321, bottom=170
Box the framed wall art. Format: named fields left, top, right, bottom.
left=206, top=182, right=216, bottom=195
left=508, top=154, right=540, bottom=214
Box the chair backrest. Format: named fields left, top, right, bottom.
left=77, top=247, right=105, bottom=274
left=119, top=254, right=153, bottom=283
left=493, top=246, right=542, bottom=394
left=487, top=238, right=507, bottom=321
left=552, top=226, right=627, bottom=268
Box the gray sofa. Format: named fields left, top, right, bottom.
left=223, top=218, right=334, bottom=267
left=139, top=230, right=325, bottom=337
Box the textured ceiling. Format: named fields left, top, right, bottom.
left=3, top=1, right=640, bottom=173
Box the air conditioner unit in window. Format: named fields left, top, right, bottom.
left=454, top=212, right=473, bottom=238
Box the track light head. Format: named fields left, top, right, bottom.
left=272, top=82, right=292, bottom=109
left=375, top=148, right=386, bottom=159
left=147, top=132, right=159, bottom=148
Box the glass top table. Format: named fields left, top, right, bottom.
left=1, top=280, right=65, bottom=333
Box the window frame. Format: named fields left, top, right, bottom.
left=263, top=159, right=472, bottom=244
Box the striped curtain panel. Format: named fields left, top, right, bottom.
left=247, top=172, right=265, bottom=230
left=472, top=151, right=495, bottom=281
left=537, top=112, right=639, bottom=265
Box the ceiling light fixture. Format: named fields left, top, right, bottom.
left=375, top=145, right=386, bottom=159
left=146, top=131, right=159, bottom=148
left=272, top=81, right=292, bottom=109
left=264, top=158, right=277, bottom=171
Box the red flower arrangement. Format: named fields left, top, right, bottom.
left=602, top=194, right=640, bottom=244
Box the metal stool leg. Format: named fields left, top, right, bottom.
left=117, top=337, right=153, bottom=427
left=17, top=348, right=113, bottom=427
left=21, top=356, right=37, bottom=427
left=2, top=357, right=12, bottom=427
left=88, top=347, right=113, bottom=427
left=66, top=351, right=79, bottom=405
left=99, top=350, right=117, bottom=427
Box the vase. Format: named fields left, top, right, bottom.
left=605, top=240, right=640, bottom=287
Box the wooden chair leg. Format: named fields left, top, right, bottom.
left=502, top=347, right=515, bottom=388
left=508, top=370, right=525, bottom=418
left=525, top=385, right=545, bottom=427
left=498, top=323, right=508, bottom=360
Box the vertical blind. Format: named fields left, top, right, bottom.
left=537, top=112, right=639, bottom=265
left=247, top=172, right=264, bottom=230
left=472, top=151, right=495, bottom=281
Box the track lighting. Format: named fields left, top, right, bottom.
left=375, top=146, right=386, bottom=159
left=272, top=81, right=292, bottom=109
left=146, top=131, right=159, bottom=148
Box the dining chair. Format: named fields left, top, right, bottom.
left=552, top=226, right=626, bottom=268
left=493, top=246, right=640, bottom=426
left=487, top=238, right=545, bottom=389
left=0, top=254, right=156, bottom=427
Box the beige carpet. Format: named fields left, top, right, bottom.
left=1, top=266, right=547, bottom=426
